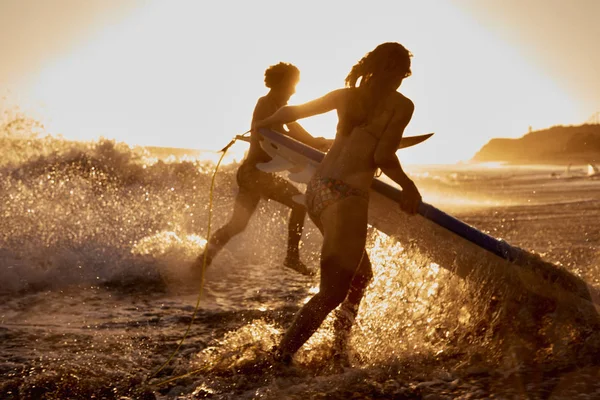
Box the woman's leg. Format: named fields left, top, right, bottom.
left=193, top=188, right=260, bottom=270
left=276, top=196, right=369, bottom=359
left=332, top=251, right=373, bottom=358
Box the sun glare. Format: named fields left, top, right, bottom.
left=20, top=0, right=585, bottom=165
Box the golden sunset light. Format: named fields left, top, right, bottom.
left=2, top=1, right=600, bottom=398
left=2, top=0, right=597, bottom=164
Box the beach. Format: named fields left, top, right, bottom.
left=1, top=135, right=599, bottom=399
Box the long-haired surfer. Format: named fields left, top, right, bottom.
left=192, top=62, right=329, bottom=276
left=253, top=42, right=422, bottom=364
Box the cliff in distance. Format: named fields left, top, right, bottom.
left=471, top=124, right=600, bottom=164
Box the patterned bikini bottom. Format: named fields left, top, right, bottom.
left=305, top=174, right=369, bottom=221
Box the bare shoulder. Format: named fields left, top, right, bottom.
left=385, top=92, right=414, bottom=127
left=390, top=92, right=414, bottom=113
left=255, top=95, right=272, bottom=110
left=253, top=95, right=277, bottom=120
left=324, top=87, right=352, bottom=104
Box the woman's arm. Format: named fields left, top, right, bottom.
left=380, top=157, right=417, bottom=190
left=375, top=99, right=421, bottom=214
left=380, top=156, right=421, bottom=214
left=253, top=89, right=346, bottom=130
left=373, top=99, right=414, bottom=167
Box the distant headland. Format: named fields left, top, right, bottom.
left=471, top=124, right=600, bottom=165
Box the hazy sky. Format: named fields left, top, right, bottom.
left=1, top=0, right=598, bottom=164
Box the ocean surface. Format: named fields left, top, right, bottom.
left=1, top=129, right=599, bottom=399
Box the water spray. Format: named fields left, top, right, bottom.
left=149, top=130, right=250, bottom=383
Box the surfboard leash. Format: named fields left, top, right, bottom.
left=148, top=130, right=251, bottom=384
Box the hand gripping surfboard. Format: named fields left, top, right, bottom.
left=254, top=128, right=600, bottom=312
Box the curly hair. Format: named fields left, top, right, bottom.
left=264, top=62, right=300, bottom=89
left=345, top=42, right=412, bottom=88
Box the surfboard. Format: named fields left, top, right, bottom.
left=235, top=132, right=433, bottom=150
left=255, top=128, right=600, bottom=315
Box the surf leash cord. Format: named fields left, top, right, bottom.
left=149, top=130, right=250, bottom=383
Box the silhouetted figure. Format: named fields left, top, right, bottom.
left=253, top=43, right=422, bottom=364
left=192, top=63, right=329, bottom=276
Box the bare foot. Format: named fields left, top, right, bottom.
left=189, top=253, right=211, bottom=281
left=231, top=347, right=299, bottom=376
left=283, top=256, right=314, bottom=276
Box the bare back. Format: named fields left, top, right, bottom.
left=245, top=95, right=285, bottom=166
left=317, top=88, right=414, bottom=190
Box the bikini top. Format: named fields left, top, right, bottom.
left=340, top=89, right=397, bottom=140
left=357, top=104, right=396, bottom=141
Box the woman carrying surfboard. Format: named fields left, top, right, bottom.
left=192, top=62, right=329, bottom=276
left=253, top=42, right=422, bottom=364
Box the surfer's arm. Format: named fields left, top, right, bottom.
left=285, top=122, right=331, bottom=150
left=380, top=158, right=421, bottom=214
left=285, top=121, right=317, bottom=143
left=379, top=157, right=417, bottom=190
left=375, top=100, right=420, bottom=213
left=253, top=89, right=345, bottom=129
left=373, top=100, right=414, bottom=167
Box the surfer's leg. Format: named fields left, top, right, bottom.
left=285, top=205, right=306, bottom=260
left=275, top=254, right=358, bottom=360
left=333, top=251, right=373, bottom=360
left=261, top=172, right=310, bottom=275
left=282, top=204, right=310, bottom=275
left=276, top=197, right=368, bottom=359
left=192, top=188, right=260, bottom=271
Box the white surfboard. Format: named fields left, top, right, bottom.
left=254, top=128, right=600, bottom=317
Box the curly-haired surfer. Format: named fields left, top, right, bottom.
left=253, top=43, right=422, bottom=363
left=192, top=62, right=329, bottom=276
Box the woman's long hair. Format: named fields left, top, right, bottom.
left=345, top=42, right=412, bottom=88
left=340, top=42, right=412, bottom=135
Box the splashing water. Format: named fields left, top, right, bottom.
left=1, top=115, right=600, bottom=399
